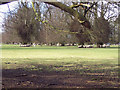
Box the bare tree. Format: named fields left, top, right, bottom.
left=3, top=2, right=42, bottom=44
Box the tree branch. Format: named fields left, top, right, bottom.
left=84, top=2, right=97, bottom=17
left=44, top=2, right=91, bottom=29
left=0, top=1, right=91, bottom=29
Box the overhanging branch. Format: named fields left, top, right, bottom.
left=0, top=1, right=91, bottom=29
left=44, top=2, right=91, bottom=29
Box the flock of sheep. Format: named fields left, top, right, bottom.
left=19, top=43, right=110, bottom=48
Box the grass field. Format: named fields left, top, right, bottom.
left=2, top=44, right=119, bottom=88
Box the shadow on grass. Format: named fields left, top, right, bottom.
left=2, top=64, right=120, bottom=88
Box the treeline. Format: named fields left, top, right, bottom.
left=2, top=1, right=119, bottom=46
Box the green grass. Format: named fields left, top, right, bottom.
left=2, top=44, right=119, bottom=75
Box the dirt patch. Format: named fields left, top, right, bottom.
left=2, top=68, right=120, bottom=88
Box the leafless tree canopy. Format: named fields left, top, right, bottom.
left=1, top=1, right=119, bottom=45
